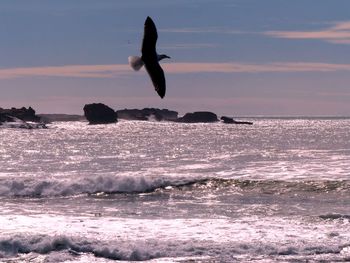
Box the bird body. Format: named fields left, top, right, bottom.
left=128, top=16, right=170, bottom=98
left=128, top=56, right=144, bottom=71
left=128, top=54, right=169, bottom=72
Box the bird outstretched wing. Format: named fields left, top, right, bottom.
left=141, top=16, right=158, bottom=56
left=141, top=16, right=166, bottom=98
left=144, top=60, right=166, bottom=98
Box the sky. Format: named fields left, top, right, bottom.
left=0, top=0, right=350, bottom=116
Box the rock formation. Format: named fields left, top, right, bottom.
left=221, top=116, right=235, bottom=124
left=176, top=111, right=219, bottom=123
left=220, top=116, right=253, bottom=125
left=0, top=107, right=41, bottom=123
left=0, top=107, right=47, bottom=128
left=83, top=103, right=117, bottom=124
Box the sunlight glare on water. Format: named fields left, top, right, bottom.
left=1, top=118, right=350, bottom=262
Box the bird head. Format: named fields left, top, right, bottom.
left=157, top=54, right=171, bottom=61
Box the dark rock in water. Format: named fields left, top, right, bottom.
left=0, top=118, right=47, bottom=129
left=0, top=114, right=13, bottom=123
left=116, top=108, right=178, bottom=121
left=221, top=116, right=235, bottom=124
left=0, top=106, right=41, bottom=123
left=235, top=120, right=253, bottom=125
left=116, top=109, right=149, bottom=121
left=83, top=103, right=117, bottom=124
left=234, top=120, right=253, bottom=125
left=0, top=106, right=47, bottom=128
left=177, top=111, right=219, bottom=123
left=143, top=108, right=178, bottom=121
left=220, top=116, right=253, bottom=125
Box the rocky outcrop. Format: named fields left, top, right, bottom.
left=0, top=117, right=47, bottom=129
left=220, top=116, right=253, bottom=125
left=116, top=108, right=178, bottom=121
left=0, top=114, right=13, bottom=123
left=177, top=111, right=219, bottom=123
left=83, top=103, right=117, bottom=124
left=0, top=107, right=47, bottom=128
left=221, top=116, right=235, bottom=124
left=0, top=107, right=41, bottom=123
left=116, top=109, right=147, bottom=121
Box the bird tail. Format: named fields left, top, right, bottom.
left=128, top=56, right=144, bottom=71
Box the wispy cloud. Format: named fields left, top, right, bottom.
left=159, top=27, right=246, bottom=34
left=160, top=43, right=219, bottom=50
left=1, top=62, right=350, bottom=80
left=164, top=62, right=350, bottom=74
left=265, top=21, right=350, bottom=44
left=0, top=64, right=130, bottom=79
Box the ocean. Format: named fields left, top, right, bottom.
left=1, top=118, right=350, bottom=262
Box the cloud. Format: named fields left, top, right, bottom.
left=159, top=27, right=246, bottom=34
left=0, top=64, right=130, bottom=79
left=1, top=61, right=350, bottom=80
left=265, top=21, right=350, bottom=44
left=160, top=43, right=219, bottom=49
left=163, top=62, right=350, bottom=74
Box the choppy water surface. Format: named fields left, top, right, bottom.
left=1, top=118, right=350, bottom=262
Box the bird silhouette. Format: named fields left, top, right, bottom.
left=128, top=16, right=170, bottom=98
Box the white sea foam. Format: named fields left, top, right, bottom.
left=1, top=214, right=350, bottom=262
left=0, top=234, right=154, bottom=260
left=0, top=175, right=177, bottom=197
left=0, top=173, right=349, bottom=198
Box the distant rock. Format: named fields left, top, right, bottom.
left=0, top=116, right=47, bottom=129
left=83, top=103, right=117, bottom=124
left=0, top=107, right=47, bottom=129
left=0, top=106, right=41, bottom=123
left=220, top=116, right=253, bottom=125
left=177, top=111, right=219, bottom=123
left=0, top=114, right=13, bottom=124
left=221, top=116, right=235, bottom=124
left=116, top=109, right=148, bottom=121
left=116, top=108, right=178, bottom=121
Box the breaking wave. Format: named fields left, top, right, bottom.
left=0, top=234, right=157, bottom=261
left=0, top=175, right=349, bottom=198
left=1, top=233, right=349, bottom=262
left=182, top=178, right=350, bottom=194
left=0, top=175, right=184, bottom=197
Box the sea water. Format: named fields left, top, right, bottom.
left=0, top=118, right=350, bottom=262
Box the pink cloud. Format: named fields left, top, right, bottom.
left=1, top=61, right=350, bottom=80
left=265, top=21, right=350, bottom=44
left=163, top=62, right=350, bottom=73
left=0, top=64, right=130, bottom=79
left=159, top=27, right=244, bottom=34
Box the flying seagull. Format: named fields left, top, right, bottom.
left=128, top=16, right=170, bottom=98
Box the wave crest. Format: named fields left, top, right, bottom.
left=172, top=178, right=350, bottom=195
left=1, top=176, right=349, bottom=198
left=0, top=175, right=174, bottom=197
left=0, top=234, right=155, bottom=260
